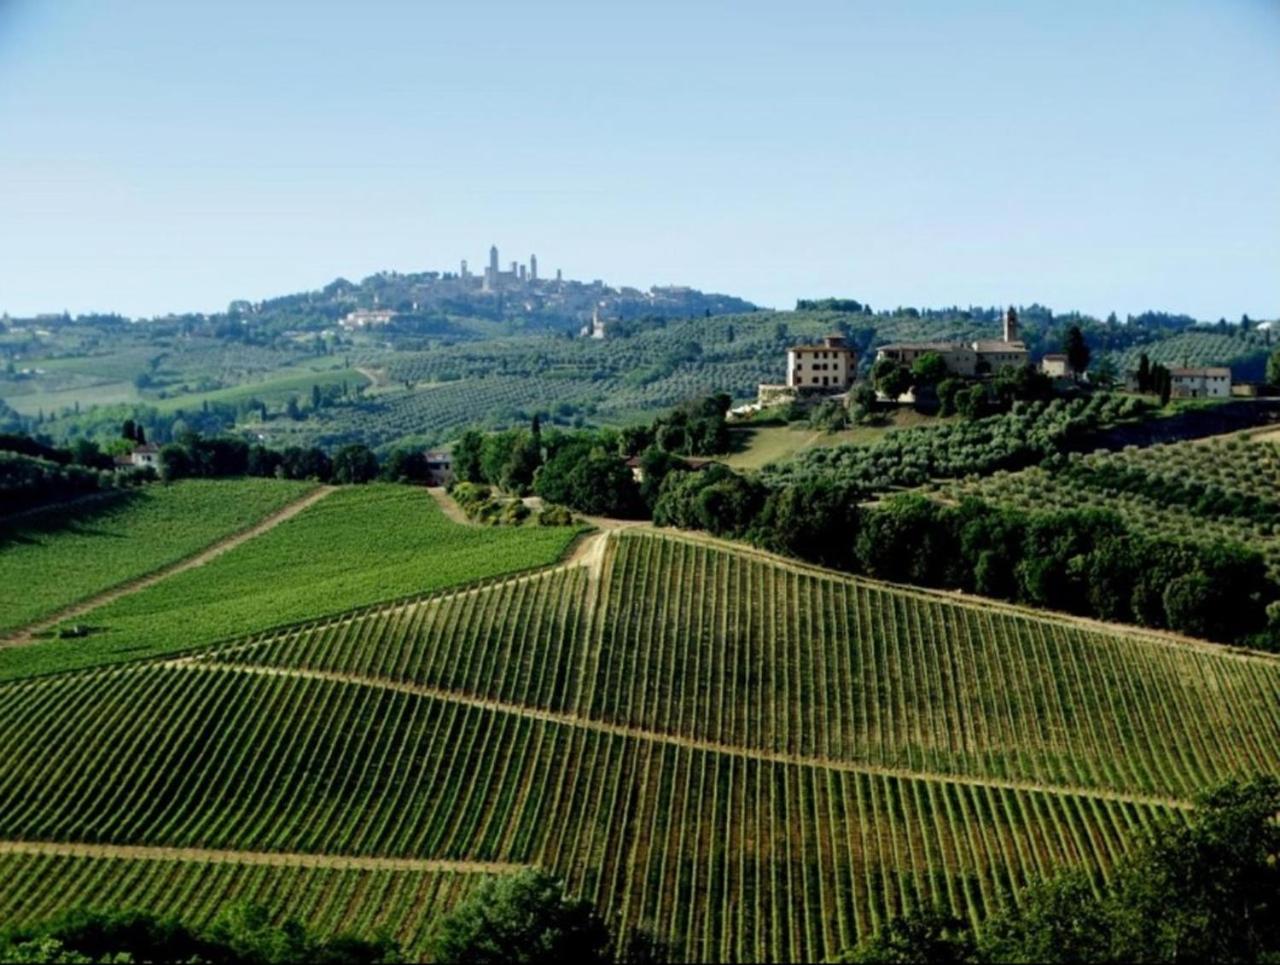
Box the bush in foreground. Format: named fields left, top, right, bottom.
left=0, top=902, right=399, bottom=963
left=838, top=776, right=1280, bottom=964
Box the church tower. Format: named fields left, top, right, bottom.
left=1003, top=306, right=1020, bottom=343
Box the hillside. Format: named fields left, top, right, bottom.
left=0, top=484, right=582, bottom=681
left=8, top=293, right=1272, bottom=456
left=0, top=528, right=1275, bottom=961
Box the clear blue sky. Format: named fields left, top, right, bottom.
left=1, top=0, right=1276, bottom=320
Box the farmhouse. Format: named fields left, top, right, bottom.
left=755, top=334, right=858, bottom=407
left=1040, top=354, right=1070, bottom=378
left=786, top=334, right=857, bottom=391
left=876, top=307, right=1028, bottom=377
left=1170, top=366, right=1232, bottom=399
left=423, top=450, right=454, bottom=486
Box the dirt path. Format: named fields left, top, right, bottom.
left=1, top=487, right=337, bottom=648
left=180, top=660, right=1193, bottom=811
left=354, top=365, right=387, bottom=389
left=425, top=486, right=471, bottom=525
left=0, top=839, right=519, bottom=874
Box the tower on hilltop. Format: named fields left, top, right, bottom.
left=529, top=254, right=538, bottom=281
left=1003, top=306, right=1020, bottom=343
left=488, top=245, right=499, bottom=274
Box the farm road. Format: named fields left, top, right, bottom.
left=0, top=839, right=518, bottom=874
left=177, top=658, right=1195, bottom=812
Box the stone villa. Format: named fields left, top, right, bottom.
left=875, top=307, right=1028, bottom=377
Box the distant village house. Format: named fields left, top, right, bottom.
left=1170, top=367, right=1231, bottom=399
left=1039, top=354, right=1070, bottom=378
left=340, top=309, right=397, bottom=330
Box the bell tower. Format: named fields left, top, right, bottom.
left=1003, top=306, right=1019, bottom=343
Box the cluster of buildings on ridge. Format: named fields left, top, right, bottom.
left=755, top=307, right=1234, bottom=409
left=335, top=245, right=754, bottom=332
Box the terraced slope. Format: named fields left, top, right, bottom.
left=0, top=530, right=1275, bottom=961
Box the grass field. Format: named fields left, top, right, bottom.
left=147, top=364, right=368, bottom=414
left=0, top=479, right=315, bottom=634
left=0, top=484, right=582, bottom=681
left=724, top=411, right=940, bottom=470
left=0, top=529, right=1274, bottom=960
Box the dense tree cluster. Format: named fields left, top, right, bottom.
left=451, top=395, right=736, bottom=518
left=839, top=776, right=1280, bottom=964
left=651, top=471, right=1278, bottom=647
left=0, top=902, right=399, bottom=963
left=0, top=434, right=154, bottom=514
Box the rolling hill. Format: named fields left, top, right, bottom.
left=0, top=528, right=1275, bottom=961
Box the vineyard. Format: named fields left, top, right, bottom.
left=937, top=432, right=1280, bottom=578
left=0, top=478, right=316, bottom=634
left=0, top=529, right=1275, bottom=960
left=0, top=484, right=581, bottom=681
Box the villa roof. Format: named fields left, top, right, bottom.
left=1170, top=367, right=1230, bottom=378
left=876, top=341, right=968, bottom=353
left=789, top=343, right=855, bottom=353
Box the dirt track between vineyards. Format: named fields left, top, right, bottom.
left=177, top=659, right=1195, bottom=812
left=0, top=486, right=336, bottom=649
left=0, top=839, right=518, bottom=874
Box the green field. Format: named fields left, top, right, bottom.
left=0, top=529, right=1274, bottom=960
left=0, top=484, right=582, bottom=681
left=0, top=479, right=315, bottom=634
left=147, top=364, right=368, bottom=414
left=724, top=411, right=940, bottom=470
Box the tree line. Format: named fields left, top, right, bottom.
left=652, top=467, right=1279, bottom=648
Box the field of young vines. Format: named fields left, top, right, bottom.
left=0, top=478, right=316, bottom=634
left=0, top=484, right=581, bottom=681
left=1, top=529, right=1275, bottom=960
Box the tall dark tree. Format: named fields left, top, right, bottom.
left=1063, top=325, right=1090, bottom=379
left=1136, top=352, right=1151, bottom=392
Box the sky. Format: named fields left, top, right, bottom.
left=0, top=0, right=1277, bottom=320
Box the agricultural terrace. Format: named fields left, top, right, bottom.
left=936, top=432, right=1280, bottom=579
left=0, top=530, right=1274, bottom=961
left=0, top=483, right=582, bottom=681
left=0, top=479, right=316, bottom=634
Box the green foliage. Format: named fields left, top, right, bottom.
left=331, top=444, right=379, bottom=484
left=429, top=870, right=611, bottom=965
left=846, top=776, right=1280, bottom=964
left=0, top=904, right=399, bottom=964
left=1064, top=325, right=1091, bottom=376
left=872, top=358, right=912, bottom=400
left=910, top=351, right=948, bottom=387
left=834, top=909, right=979, bottom=964
left=1268, top=346, right=1280, bottom=387
left=762, top=395, right=1148, bottom=493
